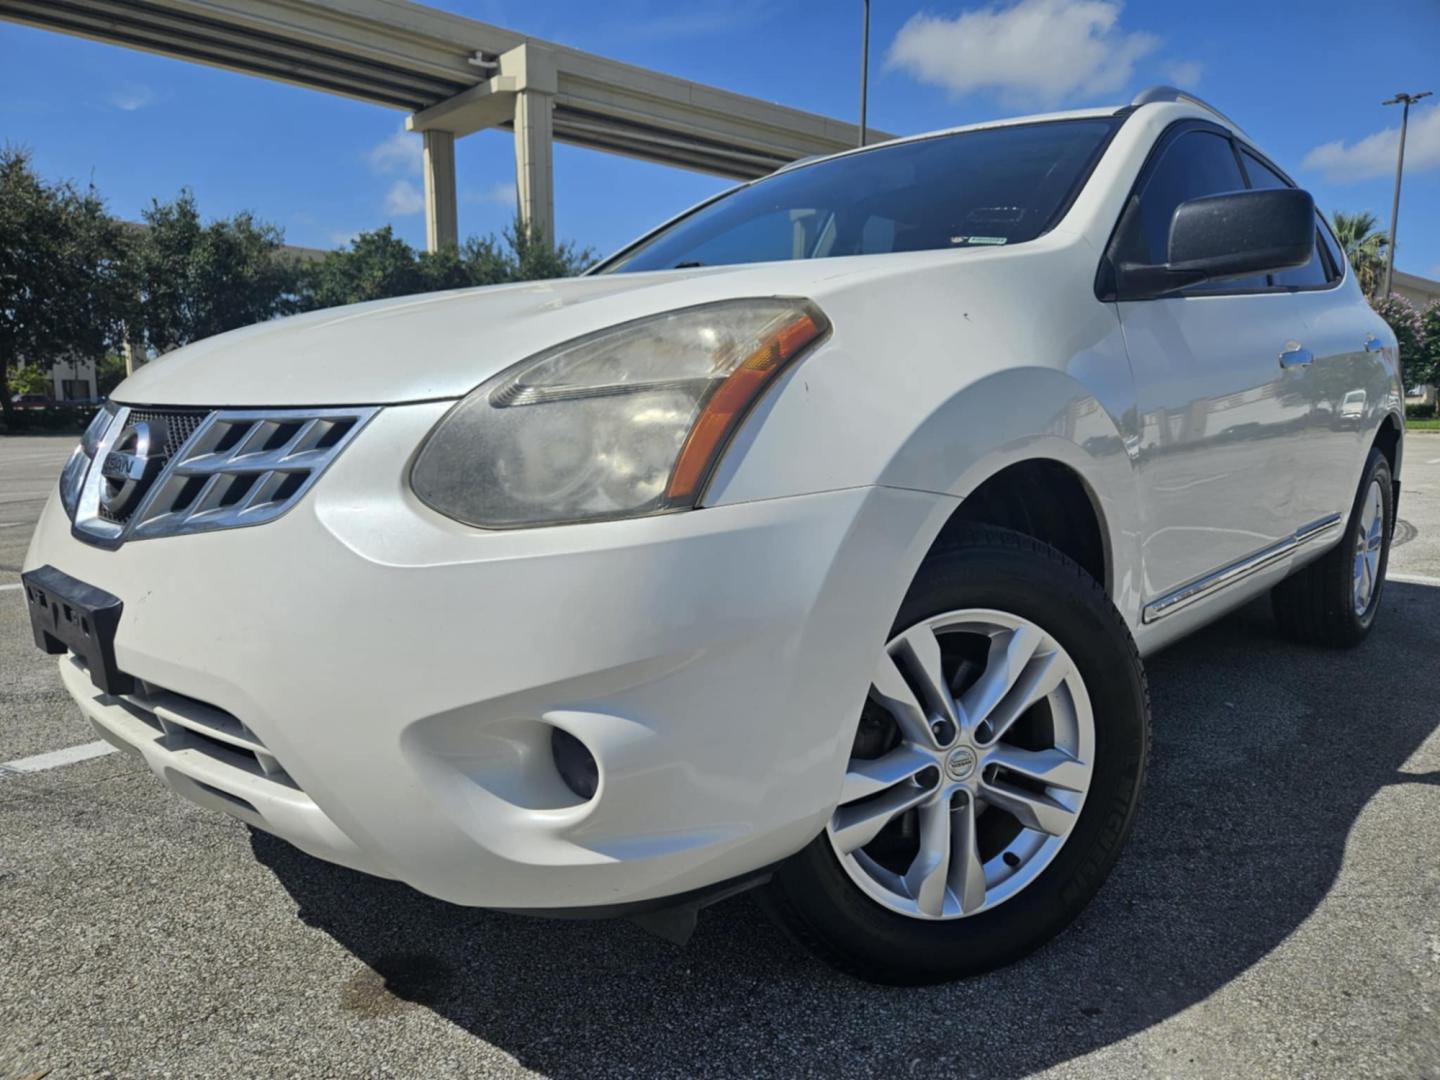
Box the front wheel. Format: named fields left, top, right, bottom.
left=762, top=525, right=1149, bottom=984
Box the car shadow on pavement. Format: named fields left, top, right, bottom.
left=251, top=580, right=1440, bottom=1079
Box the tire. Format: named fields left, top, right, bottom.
left=1272, top=448, right=1393, bottom=648
left=761, top=524, right=1149, bottom=984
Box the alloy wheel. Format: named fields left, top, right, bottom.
left=1352, top=478, right=1386, bottom=616
left=827, top=609, right=1095, bottom=920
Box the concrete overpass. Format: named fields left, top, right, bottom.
left=1, top=0, right=890, bottom=250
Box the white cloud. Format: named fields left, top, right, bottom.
left=328, top=230, right=361, bottom=248
left=886, top=0, right=1159, bottom=107
left=1163, top=59, right=1203, bottom=89
left=368, top=127, right=422, bottom=175
left=464, top=181, right=517, bottom=206
left=1302, top=105, right=1440, bottom=183
left=384, top=180, right=425, bottom=216
left=109, top=83, right=155, bottom=111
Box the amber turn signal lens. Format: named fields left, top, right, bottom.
left=667, top=309, right=827, bottom=500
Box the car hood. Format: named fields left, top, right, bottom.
left=113, top=258, right=911, bottom=408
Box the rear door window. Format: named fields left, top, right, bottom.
left=1239, top=149, right=1329, bottom=289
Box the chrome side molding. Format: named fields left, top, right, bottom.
left=1142, top=513, right=1343, bottom=623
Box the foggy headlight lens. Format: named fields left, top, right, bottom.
left=410, top=298, right=828, bottom=528
left=60, top=404, right=119, bottom=519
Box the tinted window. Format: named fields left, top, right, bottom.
left=1240, top=149, right=1329, bottom=288
left=1133, top=132, right=1247, bottom=263
left=1238, top=149, right=1290, bottom=191
left=604, top=119, right=1117, bottom=273
left=1318, top=219, right=1346, bottom=284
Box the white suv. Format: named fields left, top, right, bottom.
left=24, top=88, right=1402, bottom=984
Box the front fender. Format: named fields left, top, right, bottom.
left=709, top=359, right=1142, bottom=628
left=879, top=367, right=1141, bottom=626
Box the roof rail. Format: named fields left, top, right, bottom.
left=1130, top=86, right=1247, bottom=134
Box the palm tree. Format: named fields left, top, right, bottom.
left=1330, top=210, right=1389, bottom=298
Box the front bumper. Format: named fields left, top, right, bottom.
left=26, top=401, right=954, bottom=909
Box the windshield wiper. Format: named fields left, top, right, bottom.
left=673, top=260, right=705, bottom=269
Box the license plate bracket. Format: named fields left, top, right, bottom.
left=22, top=565, right=134, bottom=695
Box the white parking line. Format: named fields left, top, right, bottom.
left=1, top=740, right=117, bottom=775
left=1427, top=458, right=1440, bottom=465
left=0, top=582, right=23, bottom=592
left=1388, top=571, right=1440, bottom=587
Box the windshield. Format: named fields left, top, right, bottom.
left=602, top=118, right=1118, bottom=274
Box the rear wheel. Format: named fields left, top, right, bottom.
left=1272, top=448, right=1393, bottom=648
left=762, top=525, right=1149, bottom=984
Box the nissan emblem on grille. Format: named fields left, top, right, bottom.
left=99, top=418, right=167, bottom=518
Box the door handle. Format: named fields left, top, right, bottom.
left=1363, top=335, right=1385, bottom=353
left=1279, top=344, right=1313, bottom=368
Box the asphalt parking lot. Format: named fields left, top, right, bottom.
left=3, top=433, right=1439, bottom=1079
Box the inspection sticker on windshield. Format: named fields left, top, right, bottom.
left=952, top=235, right=1008, bottom=246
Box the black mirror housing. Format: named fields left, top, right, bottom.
left=1106, top=187, right=1317, bottom=300
left=1167, top=188, right=1315, bottom=280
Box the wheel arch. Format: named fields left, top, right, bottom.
left=1373, top=410, right=1403, bottom=483
left=876, top=366, right=1142, bottom=622
left=932, top=458, right=1111, bottom=593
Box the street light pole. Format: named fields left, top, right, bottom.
left=858, top=0, right=870, bottom=147
left=1381, top=90, right=1432, bottom=299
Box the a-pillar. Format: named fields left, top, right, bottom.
left=423, top=129, right=458, bottom=252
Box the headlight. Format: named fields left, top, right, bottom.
left=59, top=404, right=120, bottom=519
left=410, top=298, right=829, bottom=528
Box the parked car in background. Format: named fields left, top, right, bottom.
left=23, top=87, right=1402, bottom=984
left=10, top=393, right=52, bottom=410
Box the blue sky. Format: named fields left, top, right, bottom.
left=3, top=0, right=1438, bottom=277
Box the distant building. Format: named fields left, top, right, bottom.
left=51, top=356, right=98, bottom=400
left=1393, top=269, right=1440, bottom=312
left=9, top=356, right=98, bottom=402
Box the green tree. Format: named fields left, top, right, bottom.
left=95, top=354, right=129, bottom=398
left=129, top=190, right=302, bottom=355
left=301, top=226, right=426, bottom=309
left=1418, top=300, right=1440, bottom=398
left=0, top=147, right=130, bottom=419
left=1372, top=293, right=1427, bottom=390
left=1330, top=210, right=1389, bottom=298
left=6, top=364, right=49, bottom=397
left=299, top=218, right=593, bottom=310
left=499, top=217, right=593, bottom=282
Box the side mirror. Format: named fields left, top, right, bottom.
left=1168, top=188, right=1314, bottom=279
left=1112, top=188, right=1315, bottom=298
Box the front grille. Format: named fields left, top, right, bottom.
left=75, top=405, right=377, bottom=545
left=131, top=408, right=209, bottom=457
left=98, top=408, right=211, bottom=524
left=121, top=678, right=297, bottom=788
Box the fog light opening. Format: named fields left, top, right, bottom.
left=550, top=727, right=599, bottom=802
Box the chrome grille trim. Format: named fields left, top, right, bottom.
left=72, top=405, right=378, bottom=546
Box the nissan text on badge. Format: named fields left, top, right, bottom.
left=24, top=87, right=1403, bottom=984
